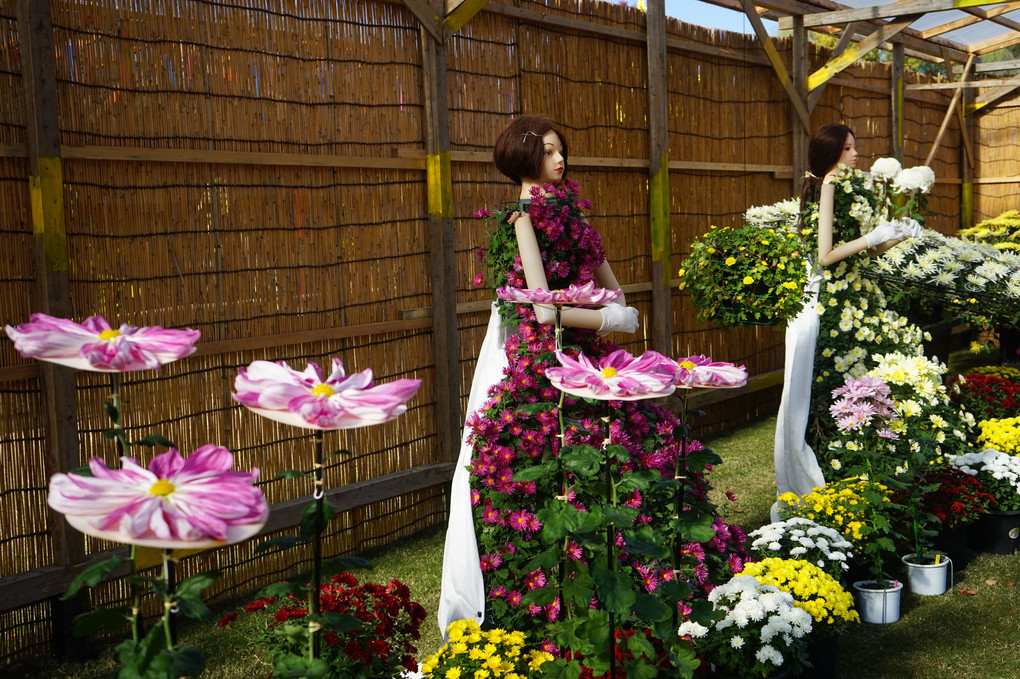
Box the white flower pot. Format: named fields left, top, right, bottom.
left=901, top=553, right=950, bottom=596
left=852, top=580, right=903, bottom=624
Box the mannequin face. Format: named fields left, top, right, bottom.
left=536, top=130, right=565, bottom=185
left=838, top=133, right=858, bottom=169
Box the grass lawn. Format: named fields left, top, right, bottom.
left=12, top=414, right=1020, bottom=678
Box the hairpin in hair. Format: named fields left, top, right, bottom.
left=522, top=130, right=541, bottom=144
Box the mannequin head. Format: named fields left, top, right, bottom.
left=808, top=123, right=857, bottom=177
left=493, top=115, right=569, bottom=186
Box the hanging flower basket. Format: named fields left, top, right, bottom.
left=679, top=224, right=810, bottom=330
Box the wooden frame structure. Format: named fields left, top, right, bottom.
left=702, top=0, right=1020, bottom=226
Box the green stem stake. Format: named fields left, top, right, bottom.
left=603, top=405, right=616, bottom=679
left=161, top=549, right=176, bottom=649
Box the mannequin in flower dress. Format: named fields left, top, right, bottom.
left=772, top=123, right=922, bottom=519
left=437, top=116, right=639, bottom=632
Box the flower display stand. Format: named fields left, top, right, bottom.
left=901, top=554, right=951, bottom=596
left=852, top=581, right=903, bottom=624
left=969, top=510, right=1020, bottom=555
left=933, top=523, right=970, bottom=571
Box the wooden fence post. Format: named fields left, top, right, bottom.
left=646, top=0, right=671, bottom=354
left=791, top=15, right=809, bottom=193
left=17, top=0, right=90, bottom=660
left=420, top=7, right=461, bottom=472
left=891, top=42, right=905, bottom=162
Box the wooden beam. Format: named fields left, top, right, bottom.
left=892, top=42, right=905, bottom=162
left=799, top=0, right=1013, bottom=28
left=972, top=58, right=1020, bottom=73
left=943, top=47, right=975, bottom=168
left=740, top=0, right=811, bottom=133
left=18, top=0, right=89, bottom=660
left=974, top=29, right=1020, bottom=54
left=926, top=54, right=975, bottom=167
left=808, top=20, right=858, bottom=111
left=807, top=15, right=917, bottom=92
left=400, top=0, right=443, bottom=42
left=971, top=73, right=1020, bottom=111
left=791, top=15, right=810, bottom=193
left=420, top=5, right=461, bottom=469
left=907, top=77, right=1020, bottom=90
left=443, top=0, right=488, bottom=35
left=647, top=0, right=672, bottom=356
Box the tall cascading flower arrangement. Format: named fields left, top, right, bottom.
left=544, top=348, right=677, bottom=679
left=659, top=355, right=747, bottom=627
left=232, top=357, right=420, bottom=676
left=4, top=314, right=257, bottom=677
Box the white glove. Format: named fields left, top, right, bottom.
left=863, top=221, right=900, bottom=248
left=598, top=303, right=639, bottom=335
left=896, top=217, right=923, bottom=239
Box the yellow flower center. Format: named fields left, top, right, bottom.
left=99, top=329, right=121, bottom=340
left=149, top=479, right=175, bottom=497
left=679, top=360, right=695, bottom=370
left=601, top=367, right=618, bottom=378
left=312, top=383, right=335, bottom=398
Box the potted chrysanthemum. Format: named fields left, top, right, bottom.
left=678, top=223, right=809, bottom=329
left=951, top=449, right=1020, bottom=555
left=739, top=558, right=858, bottom=679
left=420, top=619, right=553, bottom=678
left=678, top=574, right=812, bottom=678
left=747, top=518, right=854, bottom=579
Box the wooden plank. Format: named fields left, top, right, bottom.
left=972, top=58, right=1020, bottom=73
left=0, top=463, right=456, bottom=612
left=443, top=0, right=489, bottom=34
left=892, top=42, right=905, bottom=162
left=972, top=72, right=1020, bottom=110
left=792, top=15, right=810, bottom=192
left=60, top=145, right=426, bottom=170
left=421, top=9, right=461, bottom=468
left=648, top=0, right=672, bottom=356
left=808, top=20, right=857, bottom=111
left=18, top=0, right=89, bottom=659
left=974, top=29, right=1020, bottom=54
left=907, top=77, right=1020, bottom=90
left=925, top=55, right=974, bottom=167
left=741, top=0, right=811, bottom=133
left=807, top=15, right=918, bottom=92
left=399, top=0, right=443, bottom=42
left=483, top=2, right=645, bottom=42
left=799, top=0, right=1013, bottom=28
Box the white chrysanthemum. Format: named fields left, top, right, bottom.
left=870, top=157, right=902, bottom=180
left=893, top=165, right=936, bottom=193
left=677, top=621, right=709, bottom=638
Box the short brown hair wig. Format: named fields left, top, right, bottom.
left=493, top=115, right=568, bottom=185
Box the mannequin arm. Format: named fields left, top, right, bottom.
left=816, top=182, right=902, bottom=266
left=513, top=214, right=610, bottom=330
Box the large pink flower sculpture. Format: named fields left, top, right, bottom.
left=48, top=445, right=267, bottom=548
left=546, top=349, right=675, bottom=401
left=232, top=358, right=421, bottom=430
left=496, top=281, right=621, bottom=306
left=665, top=354, right=748, bottom=389
left=4, top=313, right=199, bottom=372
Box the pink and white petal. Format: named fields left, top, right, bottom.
left=129, top=326, right=200, bottom=360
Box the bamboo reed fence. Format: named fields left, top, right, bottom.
left=0, top=0, right=1011, bottom=665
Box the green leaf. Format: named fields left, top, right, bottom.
left=129, top=434, right=176, bottom=449
left=682, top=448, right=722, bottom=471
left=623, top=527, right=670, bottom=559
left=659, top=579, right=693, bottom=603
left=512, top=462, right=556, bottom=482
left=275, top=469, right=308, bottom=480
left=562, top=575, right=594, bottom=609
left=272, top=652, right=331, bottom=678
left=113, top=627, right=167, bottom=679
left=521, top=586, right=557, bottom=607
left=103, top=401, right=119, bottom=421
left=258, top=580, right=308, bottom=600
left=175, top=598, right=210, bottom=622
left=176, top=571, right=220, bottom=602
left=72, top=606, right=130, bottom=636
left=516, top=402, right=556, bottom=415
left=299, top=499, right=337, bottom=538
left=522, top=546, right=561, bottom=573
left=560, top=445, right=603, bottom=477
left=68, top=464, right=94, bottom=477
left=327, top=555, right=372, bottom=571
left=673, top=512, right=717, bottom=543
left=62, top=554, right=125, bottom=600
left=630, top=593, right=670, bottom=623
left=318, top=611, right=363, bottom=633
left=538, top=503, right=579, bottom=542
left=627, top=658, right=659, bottom=679
left=164, top=645, right=205, bottom=677
left=593, top=569, right=637, bottom=614
left=255, top=535, right=309, bottom=554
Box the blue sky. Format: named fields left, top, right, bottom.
left=661, top=1, right=778, bottom=35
